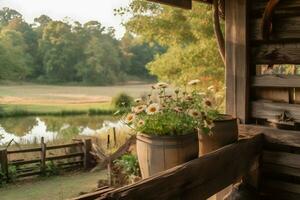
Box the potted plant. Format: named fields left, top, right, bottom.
left=122, top=81, right=237, bottom=178
left=194, top=84, right=238, bottom=156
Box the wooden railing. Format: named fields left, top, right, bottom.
left=75, top=134, right=264, bottom=200
left=0, top=138, right=92, bottom=180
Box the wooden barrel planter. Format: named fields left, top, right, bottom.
left=136, top=133, right=198, bottom=178
left=198, top=115, right=238, bottom=156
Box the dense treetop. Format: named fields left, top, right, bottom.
left=0, top=7, right=161, bottom=84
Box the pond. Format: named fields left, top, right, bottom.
left=0, top=115, right=130, bottom=146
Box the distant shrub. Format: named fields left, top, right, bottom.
left=112, top=93, right=133, bottom=109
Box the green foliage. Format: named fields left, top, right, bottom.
left=7, top=165, right=17, bottom=181
left=123, top=82, right=220, bottom=136
left=114, top=154, right=140, bottom=177
left=44, top=161, right=60, bottom=176
left=117, top=1, right=224, bottom=89
left=112, top=93, right=134, bottom=109
left=0, top=171, right=6, bottom=187
left=0, top=7, right=161, bottom=85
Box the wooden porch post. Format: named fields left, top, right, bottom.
left=225, top=0, right=250, bottom=124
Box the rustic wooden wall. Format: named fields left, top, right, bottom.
left=244, top=0, right=300, bottom=199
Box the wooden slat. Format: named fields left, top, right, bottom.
left=251, top=0, right=300, bottom=11
left=263, top=163, right=300, bottom=177
left=79, top=135, right=263, bottom=200
left=46, top=152, right=83, bottom=161
left=225, top=0, right=249, bottom=123
left=147, top=0, right=192, bottom=9
left=254, top=87, right=289, bottom=103
left=8, top=147, right=42, bottom=154
left=262, top=180, right=300, bottom=195
left=239, top=124, right=300, bottom=148
left=9, top=159, right=41, bottom=166
left=252, top=43, right=300, bottom=64
left=251, top=16, right=300, bottom=41
left=251, top=101, right=300, bottom=122
left=252, top=75, right=300, bottom=88
left=46, top=142, right=83, bottom=150
left=263, top=151, right=300, bottom=169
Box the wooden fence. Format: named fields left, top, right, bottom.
left=0, top=138, right=92, bottom=180
left=74, top=134, right=264, bottom=200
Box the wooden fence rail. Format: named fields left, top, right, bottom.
left=0, top=138, right=92, bottom=180
left=74, top=134, right=264, bottom=200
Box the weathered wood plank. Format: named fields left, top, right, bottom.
left=147, top=0, right=192, bottom=9
left=251, top=0, right=300, bottom=11
left=262, top=180, right=300, bottom=195
left=46, top=152, right=83, bottom=161
left=252, top=75, right=300, bottom=88
left=75, top=135, right=263, bottom=200
left=239, top=124, right=300, bottom=147
left=7, top=147, right=42, bottom=154
left=263, top=151, right=300, bottom=169
left=251, top=16, right=300, bottom=41
left=252, top=43, right=300, bottom=64
left=225, top=0, right=249, bottom=123
left=254, top=87, right=289, bottom=103
left=251, top=101, right=300, bottom=122
left=46, top=142, right=83, bottom=150
left=263, top=163, right=300, bottom=177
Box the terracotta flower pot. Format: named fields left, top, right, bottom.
left=198, top=114, right=238, bottom=156
left=136, top=133, right=198, bottom=178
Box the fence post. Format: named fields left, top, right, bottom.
left=113, top=127, right=117, bottom=147
left=83, top=139, right=92, bottom=170
left=0, top=149, right=8, bottom=180
left=40, top=137, right=46, bottom=174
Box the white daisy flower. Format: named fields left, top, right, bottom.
left=188, top=109, right=201, bottom=118
left=137, top=120, right=145, bottom=127
left=134, top=105, right=146, bottom=114
left=125, top=114, right=136, bottom=124
left=146, top=103, right=160, bottom=115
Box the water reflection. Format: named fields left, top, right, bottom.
left=0, top=115, right=126, bottom=145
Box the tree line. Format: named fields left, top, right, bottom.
left=0, top=7, right=164, bottom=85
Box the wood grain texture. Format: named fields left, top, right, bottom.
left=252, top=75, right=300, bottom=88
left=251, top=16, right=300, bottom=41
left=254, top=87, right=289, bottom=103
left=251, top=101, right=300, bottom=122
left=252, top=43, right=300, bottom=64
left=251, top=0, right=300, bottom=11
left=239, top=124, right=300, bottom=147
left=74, top=135, right=264, bottom=200
left=263, top=151, right=300, bottom=168
left=225, top=0, right=249, bottom=123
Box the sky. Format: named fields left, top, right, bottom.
left=0, top=0, right=132, bottom=38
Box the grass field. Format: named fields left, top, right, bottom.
left=0, top=84, right=152, bottom=116
left=0, top=170, right=107, bottom=200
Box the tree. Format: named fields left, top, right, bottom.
left=38, top=21, right=80, bottom=82
left=0, top=29, right=30, bottom=80
left=0, top=7, right=22, bottom=27
left=118, top=1, right=224, bottom=88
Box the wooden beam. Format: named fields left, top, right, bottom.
left=72, top=135, right=264, bottom=200
left=251, top=16, right=300, bottom=41
left=147, top=0, right=192, bottom=9
left=252, top=43, right=300, bottom=64
left=252, top=75, right=300, bottom=88
left=239, top=124, right=300, bottom=147
left=251, top=101, right=300, bottom=122
left=225, top=0, right=250, bottom=123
